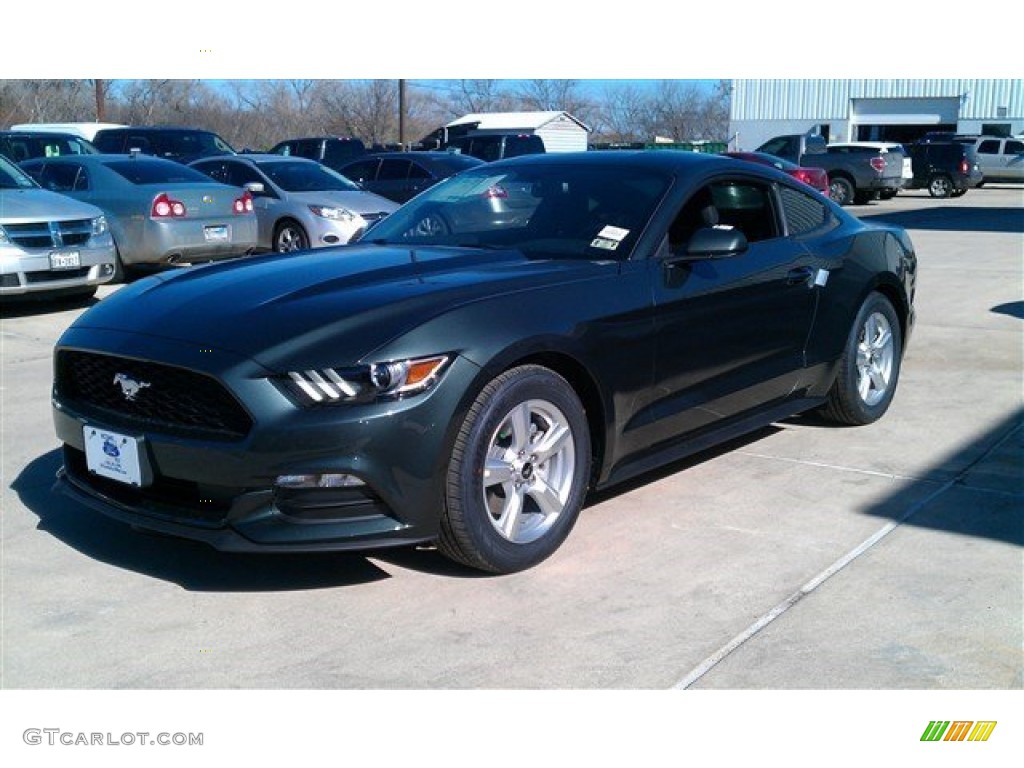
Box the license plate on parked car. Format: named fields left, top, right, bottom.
left=204, top=225, right=229, bottom=242
left=49, top=251, right=81, bottom=270
left=83, top=426, right=143, bottom=486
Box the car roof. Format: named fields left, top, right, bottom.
left=0, top=130, right=87, bottom=139
left=22, top=153, right=193, bottom=167
left=193, top=153, right=318, bottom=165
left=488, top=149, right=736, bottom=173
left=95, top=126, right=219, bottom=134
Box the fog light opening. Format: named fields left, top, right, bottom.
left=275, top=473, right=366, bottom=489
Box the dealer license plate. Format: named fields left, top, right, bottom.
left=49, top=251, right=81, bottom=270
left=83, top=426, right=143, bottom=486
left=204, top=225, right=229, bottom=242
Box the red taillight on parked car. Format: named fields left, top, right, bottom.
left=233, top=191, right=254, bottom=214
left=869, top=156, right=886, bottom=174
left=960, top=158, right=970, bottom=175
left=151, top=192, right=186, bottom=218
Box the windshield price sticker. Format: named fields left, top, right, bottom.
left=597, top=225, right=630, bottom=242
left=589, top=237, right=620, bottom=251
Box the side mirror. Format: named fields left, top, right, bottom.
left=244, top=181, right=266, bottom=195
left=679, top=226, right=749, bottom=260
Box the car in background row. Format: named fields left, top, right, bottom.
left=49, top=151, right=916, bottom=574
left=269, top=137, right=367, bottom=174
left=21, top=154, right=258, bottom=278
left=0, top=131, right=98, bottom=163
left=92, top=127, right=237, bottom=164
left=9, top=122, right=127, bottom=142
left=722, top=151, right=829, bottom=195
left=445, top=133, right=546, bottom=162
left=827, top=141, right=913, bottom=198
left=189, top=154, right=397, bottom=252
left=953, top=136, right=1024, bottom=184
left=0, top=154, right=116, bottom=301
left=337, top=151, right=485, bottom=203
left=905, top=142, right=983, bottom=198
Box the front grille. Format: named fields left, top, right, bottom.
left=2, top=219, right=94, bottom=249
left=25, top=267, right=91, bottom=283
left=56, top=350, right=253, bottom=440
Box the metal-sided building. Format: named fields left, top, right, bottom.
left=729, top=79, right=1023, bottom=150
left=445, top=111, right=590, bottom=153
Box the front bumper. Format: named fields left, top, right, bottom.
left=1, top=240, right=116, bottom=296
left=52, top=329, right=481, bottom=552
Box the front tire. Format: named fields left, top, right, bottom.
left=821, top=293, right=903, bottom=426
left=439, top=365, right=592, bottom=573
left=273, top=220, right=309, bottom=252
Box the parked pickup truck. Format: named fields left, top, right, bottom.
left=756, top=134, right=904, bottom=206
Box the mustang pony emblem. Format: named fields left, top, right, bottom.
left=113, top=373, right=151, bottom=401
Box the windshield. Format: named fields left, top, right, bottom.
left=255, top=160, right=363, bottom=192
left=362, top=163, right=671, bottom=260
left=0, top=155, right=39, bottom=189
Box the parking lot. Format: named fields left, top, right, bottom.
left=1, top=186, right=1020, bottom=695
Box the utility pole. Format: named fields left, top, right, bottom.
left=399, top=79, right=407, bottom=149
left=94, top=80, right=107, bottom=122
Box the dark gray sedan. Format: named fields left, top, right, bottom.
left=338, top=151, right=484, bottom=203
left=190, top=154, right=398, bottom=252
left=20, top=154, right=258, bottom=277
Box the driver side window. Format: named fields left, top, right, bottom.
left=669, top=180, right=779, bottom=250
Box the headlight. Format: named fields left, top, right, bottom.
left=283, top=354, right=451, bottom=405
left=308, top=205, right=361, bottom=223
left=91, top=215, right=109, bottom=236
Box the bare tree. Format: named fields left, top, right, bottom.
left=0, top=80, right=93, bottom=124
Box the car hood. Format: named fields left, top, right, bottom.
left=67, top=245, right=613, bottom=369
left=285, top=190, right=398, bottom=216
left=0, top=188, right=104, bottom=222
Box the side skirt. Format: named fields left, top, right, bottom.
left=597, top=396, right=826, bottom=491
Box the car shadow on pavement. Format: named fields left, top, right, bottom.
left=857, top=205, right=1024, bottom=234
left=0, top=293, right=98, bottom=318
left=855, top=406, right=1024, bottom=548
left=992, top=300, right=1024, bottom=320
left=11, top=449, right=418, bottom=591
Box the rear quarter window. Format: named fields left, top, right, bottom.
left=779, top=185, right=835, bottom=236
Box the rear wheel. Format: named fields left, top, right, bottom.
left=821, top=292, right=902, bottom=426
left=828, top=176, right=855, bottom=206
left=928, top=175, right=953, bottom=198
left=273, top=220, right=309, bottom=252
left=439, top=365, right=592, bottom=574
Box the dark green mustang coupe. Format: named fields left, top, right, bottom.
left=52, top=151, right=917, bottom=573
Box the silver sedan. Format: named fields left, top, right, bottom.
left=189, top=154, right=398, bottom=252
left=20, top=154, right=258, bottom=277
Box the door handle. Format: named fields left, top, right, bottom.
left=787, top=267, right=815, bottom=285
